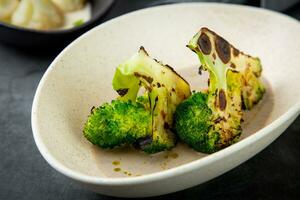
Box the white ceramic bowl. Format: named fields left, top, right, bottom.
left=31, top=3, right=300, bottom=197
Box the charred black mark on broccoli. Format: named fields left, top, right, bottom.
left=215, top=35, right=231, bottom=64
left=164, top=122, right=170, bottom=129
left=161, top=110, right=166, bottom=119
left=90, top=106, right=96, bottom=114
left=219, top=89, right=226, bottom=110
left=214, top=116, right=226, bottom=123
left=116, top=88, right=129, bottom=96
left=163, top=64, right=190, bottom=86
left=198, top=32, right=212, bottom=55
left=212, top=53, right=216, bottom=60
left=134, top=72, right=153, bottom=83
left=139, top=46, right=149, bottom=56
left=152, top=96, right=159, bottom=111
left=198, top=65, right=203, bottom=75
left=233, top=48, right=239, bottom=57
left=134, top=136, right=153, bottom=149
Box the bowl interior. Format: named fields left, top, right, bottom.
left=32, top=4, right=300, bottom=178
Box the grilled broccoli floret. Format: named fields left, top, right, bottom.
left=83, top=100, right=151, bottom=149
left=188, top=28, right=265, bottom=109
left=174, top=27, right=264, bottom=153
left=113, top=47, right=191, bottom=153
left=174, top=72, right=242, bottom=153
left=83, top=47, right=191, bottom=154
left=174, top=92, right=216, bottom=152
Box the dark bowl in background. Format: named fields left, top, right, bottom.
left=0, top=0, right=114, bottom=48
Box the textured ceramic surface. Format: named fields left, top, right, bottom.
left=32, top=3, right=300, bottom=197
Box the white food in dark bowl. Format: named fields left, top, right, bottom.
left=52, top=0, right=86, bottom=12
left=0, top=0, right=19, bottom=23
left=11, top=0, right=64, bottom=30
left=0, top=0, right=114, bottom=47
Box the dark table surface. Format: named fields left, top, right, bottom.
left=1, top=1, right=300, bottom=199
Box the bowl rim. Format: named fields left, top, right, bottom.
left=0, top=0, right=114, bottom=35
left=31, top=2, right=300, bottom=186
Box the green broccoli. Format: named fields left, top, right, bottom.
left=83, top=100, right=151, bottom=149
left=174, top=27, right=265, bottom=153
left=83, top=47, right=191, bottom=153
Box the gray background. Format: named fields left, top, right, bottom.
left=1, top=0, right=300, bottom=199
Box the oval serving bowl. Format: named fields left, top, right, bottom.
left=31, top=3, right=300, bottom=197
left=0, top=0, right=114, bottom=47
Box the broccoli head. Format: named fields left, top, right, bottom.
left=83, top=100, right=151, bottom=149
left=83, top=47, right=191, bottom=154
left=174, top=27, right=264, bottom=153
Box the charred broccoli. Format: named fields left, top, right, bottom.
left=188, top=28, right=265, bottom=109
left=174, top=27, right=265, bottom=153
left=84, top=28, right=265, bottom=154
left=83, top=47, right=191, bottom=153
left=83, top=100, right=151, bottom=149
left=113, top=47, right=191, bottom=153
